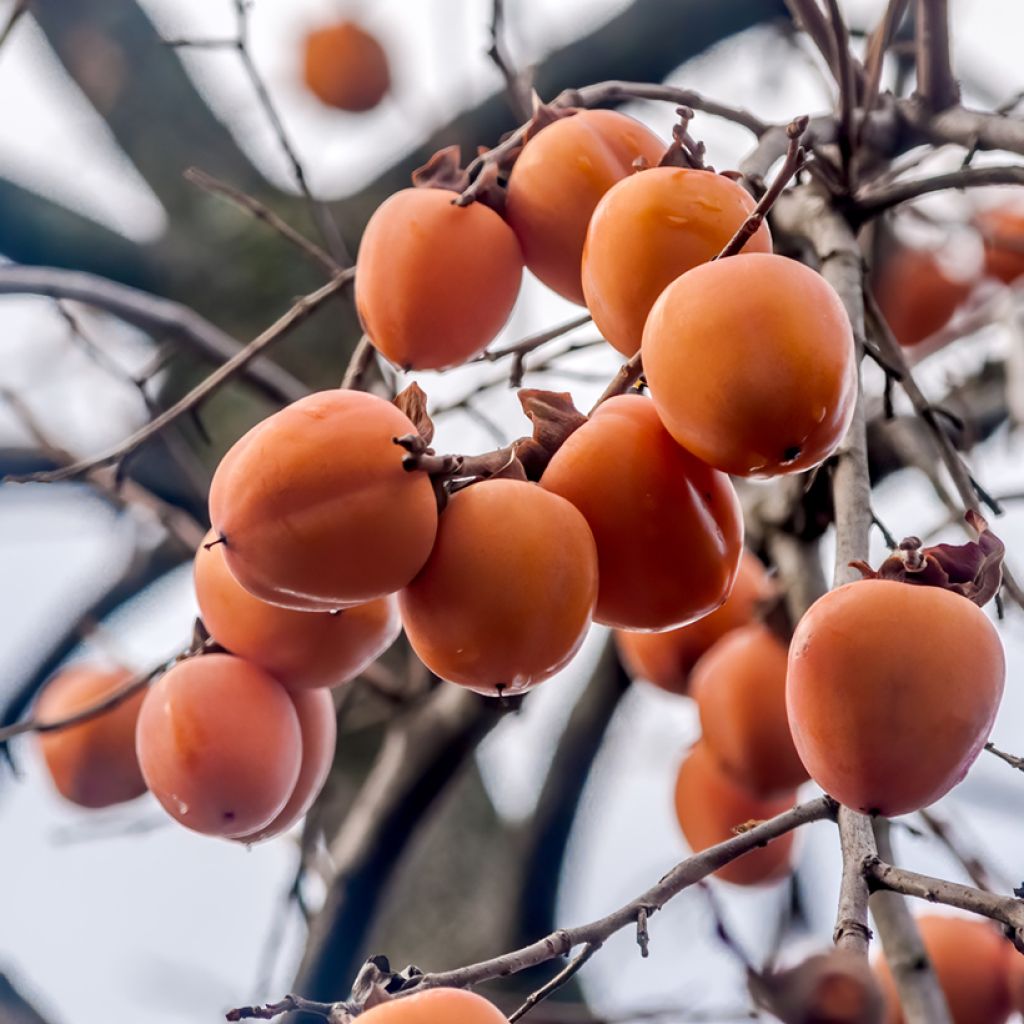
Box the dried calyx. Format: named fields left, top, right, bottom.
left=850, top=510, right=1004, bottom=607
left=411, top=145, right=506, bottom=212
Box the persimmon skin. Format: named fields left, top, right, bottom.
left=356, top=188, right=523, bottom=370
left=35, top=665, right=147, bottom=809
left=195, top=532, right=400, bottom=691
left=642, top=253, right=856, bottom=478
left=303, top=21, right=390, bottom=113
left=875, top=915, right=1012, bottom=1024
left=236, top=688, right=336, bottom=844
left=582, top=167, right=772, bottom=356
left=787, top=579, right=1004, bottom=816
left=505, top=109, right=665, bottom=304
left=209, top=390, right=438, bottom=610
left=135, top=654, right=302, bottom=838
left=357, top=988, right=508, bottom=1024
left=977, top=206, right=1024, bottom=284
left=540, top=394, right=743, bottom=631
left=691, top=625, right=808, bottom=798
left=1006, top=945, right=1024, bottom=1016
left=673, top=743, right=795, bottom=886
left=399, top=479, right=598, bottom=695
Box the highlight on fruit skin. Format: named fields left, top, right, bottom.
left=356, top=987, right=509, bottom=1024
left=582, top=165, right=772, bottom=356
left=208, top=390, right=438, bottom=610
left=540, top=393, right=744, bottom=632
left=302, top=20, right=390, bottom=113
left=135, top=654, right=302, bottom=838
left=34, top=664, right=148, bottom=809
left=615, top=550, right=777, bottom=695
left=505, top=108, right=665, bottom=304
left=642, top=252, right=857, bottom=477
left=691, top=624, right=808, bottom=798
left=195, top=531, right=401, bottom=691
left=356, top=186, right=523, bottom=370
left=399, top=478, right=598, bottom=696
left=673, top=742, right=796, bottom=887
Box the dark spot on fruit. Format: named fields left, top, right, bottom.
left=782, top=445, right=801, bottom=463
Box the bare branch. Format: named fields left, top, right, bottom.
left=507, top=943, right=601, bottom=1024
left=985, top=741, right=1024, bottom=773
left=914, top=0, right=959, bottom=111
left=856, top=163, right=1024, bottom=217
left=860, top=0, right=912, bottom=136
left=918, top=808, right=1002, bottom=893
left=487, top=0, right=531, bottom=121
left=823, top=0, right=856, bottom=179
left=340, top=336, right=377, bottom=391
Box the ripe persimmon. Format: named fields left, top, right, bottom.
left=642, top=253, right=856, bottom=477
left=357, top=988, right=508, bottom=1024
left=195, top=532, right=400, bottom=691
left=787, top=579, right=1004, bottom=816
left=977, top=206, right=1024, bottom=284
left=303, top=21, right=390, bottom=113
left=209, top=390, right=438, bottom=610
left=236, top=688, right=336, bottom=844
left=540, top=394, right=743, bottom=631
left=691, top=625, right=808, bottom=798
left=673, top=742, right=795, bottom=886
left=505, top=109, right=664, bottom=304
left=135, top=654, right=302, bottom=838
left=1006, top=946, right=1024, bottom=1016
left=582, top=167, right=772, bottom=356
left=399, top=479, right=598, bottom=695
left=615, top=551, right=775, bottom=695
left=356, top=187, right=523, bottom=369
left=35, top=664, right=147, bottom=809
left=875, top=915, right=1012, bottom=1024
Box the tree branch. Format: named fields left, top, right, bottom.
left=856, top=163, right=1024, bottom=217
left=914, top=0, right=959, bottom=111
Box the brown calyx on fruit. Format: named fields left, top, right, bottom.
left=513, top=389, right=588, bottom=479
left=412, top=146, right=507, bottom=213
left=849, top=510, right=1004, bottom=607
left=392, top=383, right=434, bottom=446
left=657, top=106, right=709, bottom=171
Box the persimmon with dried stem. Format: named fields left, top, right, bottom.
left=135, top=654, right=302, bottom=838
left=195, top=532, right=400, bottom=691
left=358, top=989, right=508, bottom=1024
left=303, top=21, right=390, bottom=113
left=540, top=394, right=743, bottom=631
left=691, top=625, right=808, bottom=798
left=642, top=252, right=856, bottom=477
left=615, top=551, right=776, bottom=695
left=582, top=166, right=772, bottom=356
left=399, top=479, right=598, bottom=696
left=673, top=742, right=795, bottom=886
left=356, top=187, right=523, bottom=369
left=209, top=390, right=438, bottom=610
left=35, top=664, right=147, bottom=809
left=505, top=109, right=664, bottom=304
left=976, top=205, right=1024, bottom=284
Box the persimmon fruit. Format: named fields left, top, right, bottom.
left=1006, top=945, right=1024, bottom=1016
left=505, top=109, right=664, bottom=304
left=786, top=579, right=1004, bottom=815
left=642, top=252, right=856, bottom=477
left=691, top=625, right=808, bottom=798
left=356, top=187, right=523, bottom=369
left=673, top=742, right=796, bottom=886
left=977, top=205, right=1024, bottom=284
left=194, top=532, right=400, bottom=691
left=875, top=915, right=1012, bottom=1024
left=615, top=551, right=776, bottom=695
left=540, top=393, right=743, bottom=631
left=399, top=479, right=598, bottom=695
left=35, top=664, right=147, bottom=809
left=303, top=21, right=390, bottom=113
left=357, top=988, right=508, bottom=1024
left=582, top=166, right=772, bottom=356
left=209, top=390, right=438, bottom=610
left=135, top=654, right=302, bottom=838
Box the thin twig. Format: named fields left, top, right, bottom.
left=823, top=0, right=856, bottom=182
left=487, top=0, right=531, bottom=121
left=860, top=0, right=911, bottom=141
left=914, top=0, right=959, bottom=111
left=507, top=943, right=601, bottom=1024
left=985, top=741, right=1024, bottom=773
left=340, top=335, right=377, bottom=390
left=918, top=808, right=1001, bottom=893
left=856, top=164, right=1024, bottom=218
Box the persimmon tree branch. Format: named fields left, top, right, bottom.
left=914, top=0, right=959, bottom=111
left=855, top=163, right=1024, bottom=217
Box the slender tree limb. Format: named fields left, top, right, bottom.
left=918, top=808, right=1001, bottom=893
left=860, top=0, right=911, bottom=138
left=856, top=163, right=1024, bottom=217
left=0, top=970, right=56, bottom=1024
left=914, top=0, right=959, bottom=111
left=507, top=944, right=601, bottom=1024
left=985, top=741, right=1024, bottom=773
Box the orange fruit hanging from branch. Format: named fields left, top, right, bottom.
left=303, top=20, right=390, bottom=113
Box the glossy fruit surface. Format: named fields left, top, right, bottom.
left=642, top=253, right=856, bottom=477
left=303, top=21, right=390, bottom=112
left=505, top=109, right=664, bottom=304
left=977, top=206, right=1024, bottom=284
left=673, top=742, right=795, bottom=886
left=358, top=988, right=508, bottom=1024
left=787, top=579, right=1004, bottom=815
left=209, top=390, right=438, bottom=610
left=136, top=654, right=302, bottom=837
left=615, top=551, right=775, bottom=695
left=1007, top=944, right=1024, bottom=1015
left=399, top=479, right=598, bottom=695
left=36, top=665, right=147, bottom=809
left=540, top=394, right=743, bottom=630
left=195, top=532, right=400, bottom=690
left=692, top=625, right=808, bottom=797
left=582, top=166, right=772, bottom=355
left=876, top=915, right=1012, bottom=1024
left=356, top=187, right=523, bottom=369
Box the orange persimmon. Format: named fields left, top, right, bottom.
left=977, top=205, right=1024, bottom=284
left=642, top=252, right=856, bottom=477
left=358, top=989, right=508, bottom=1024
left=399, top=479, right=598, bottom=695
left=540, top=394, right=743, bottom=631
left=505, top=109, right=664, bottom=304
left=303, top=21, right=390, bottom=113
